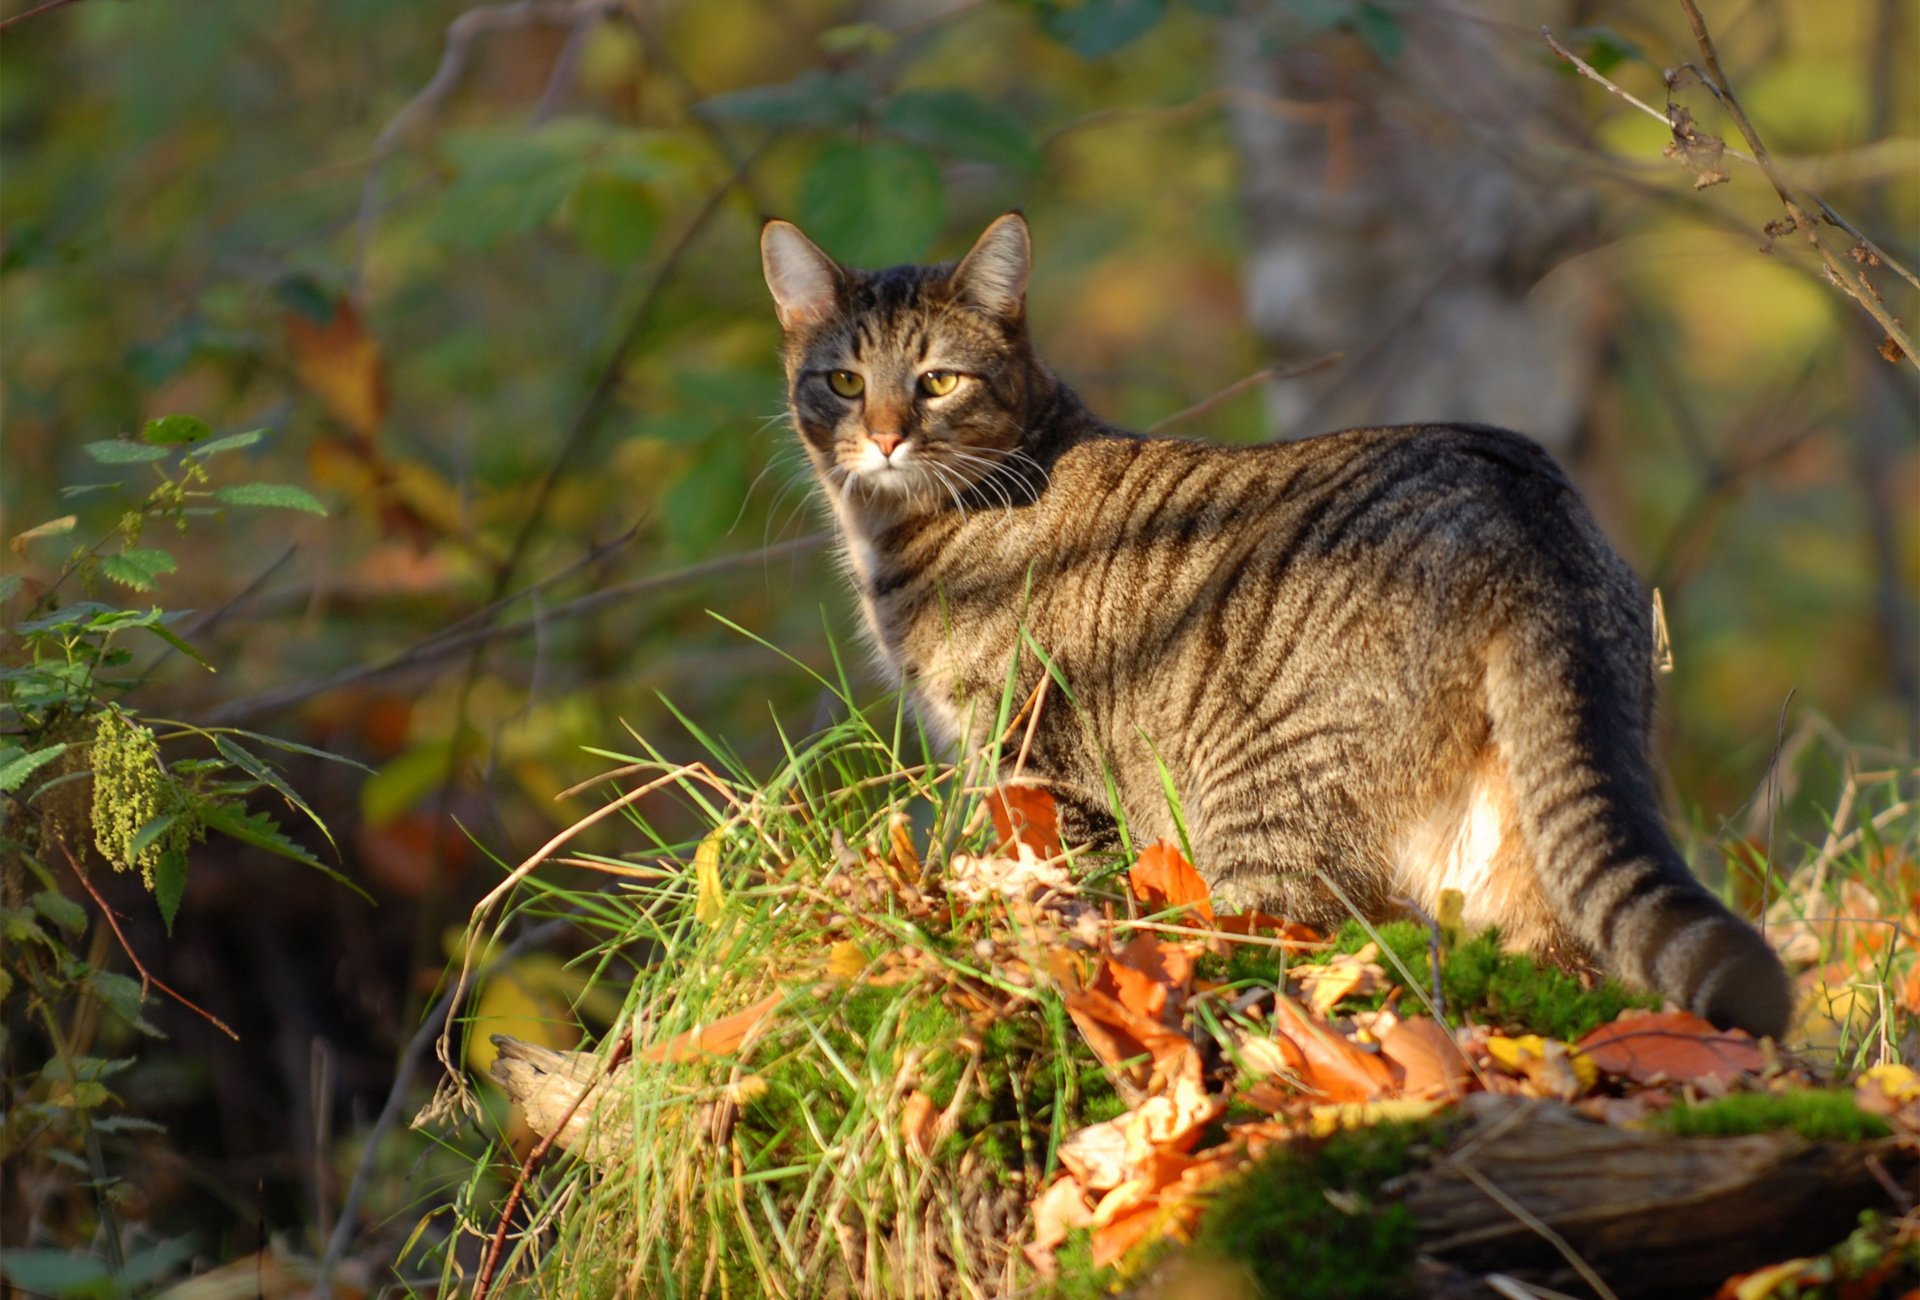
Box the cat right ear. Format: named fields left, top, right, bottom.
left=950, top=212, right=1031, bottom=320
left=761, top=220, right=841, bottom=331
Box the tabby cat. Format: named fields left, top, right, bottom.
left=761, top=212, right=1791, bottom=1039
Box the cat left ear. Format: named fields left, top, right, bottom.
left=761, top=220, right=841, bottom=331
left=950, top=212, right=1030, bottom=320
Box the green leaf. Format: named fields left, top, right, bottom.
left=1565, top=25, right=1648, bottom=74
left=202, top=803, right=370, bottom=900
left=880, top=89, right=1042, bottom=171
left=797, top=140, right=946, bottom=267
left=430, top=121, right=687, bottom=251
left=569, top=174, right=661, bottom=264
left=154, top=847, right=187, bottom=935
left=0, top=742, right=67, bottom=793
left=184, top=428, right=268, bottom=459
left=1348, top=2, right=1405, bottom=60
left=694, top=70, right=867, bottom=129
left=213, top=483, right=326, bottom=514
left=129, top=814, right=179, bottom=863
left=137, top=619, right=214, bottom=670
left=213, top=735, right=338, bottom=854
left=0, top=1248, right=114, bottom=1296
left=140, top=414, right=212, bottom=445
left=100, top=546, right=179, bottom=592
left=223, top=728, right=374, bottom=772
left=84, top=439, right=172, bottom=464
left=31, top=889, right=88, bottom=935
left=87, top=969, right=159, bottom=1037
left=1037, top=0, right=1167, bottom=57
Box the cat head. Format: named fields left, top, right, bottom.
left=760, top=213, right=1037, bottom=510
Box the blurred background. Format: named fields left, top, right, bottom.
left=2, top=0, right=1915, bottom=1289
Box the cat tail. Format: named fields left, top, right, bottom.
left=1485, top=622, right=1793, bottom=1040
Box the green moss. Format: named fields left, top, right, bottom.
left=1657, top=1090, right=1892, bottom=1142
left=1317, top=921, right=1659, bottom=1040
left=1186, top=1119, right=1441, bottom=1299
left=1048, top=1230, right=1122, bottom=1298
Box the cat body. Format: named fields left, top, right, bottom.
left=762, top=213, right=1791, bottom=1038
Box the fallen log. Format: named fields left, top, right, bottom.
left=1402, top=1093, right=1919, bottom=1298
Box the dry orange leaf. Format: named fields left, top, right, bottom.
left=285, top=296, right=388, bottom=439
left=1065, top=988, right=1196, bottom=1091
left=987, top=784, right=1062, bottom=859
left=1026, top=1175, right=1096, bottom=1276
left=901, top=1088, right=937, bottom=1155
left=1270, top=997, right=1396, bottom=1102
left=1294, top=941, right=1385, bottom=1016
left=1212, top=911, right=1324, bottom=948
left=1379, top=1016, right=1472, bottom=1099
left=640, top=993, right=782, bottom=1064
left=1129, top=841, right=1215, bottom=923
left=1576, top=1010, right=1765, bottom=1085
left=1096, top=933, right=1195, bottom=1024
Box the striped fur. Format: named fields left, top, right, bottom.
left=761, top=214, right=1791, bottom=1038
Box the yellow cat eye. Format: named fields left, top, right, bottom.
left=919, top=370, right=960, bottom=397
left=827, top=370, right=865, bottom=398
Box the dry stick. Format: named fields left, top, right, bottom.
left=313, top=914, right=578, bottom=1298
left=55, top=838, right=239, bottom=1040
left=470, top=1025, right=634, bottom=1300
left=1545, top=18, right=1919, bottom=369
left=0, top=0, right=84, bottom=32
left=1143, top=352, right=1344, bottom=435
left=1448, top=1157, right=1623, bottom=1300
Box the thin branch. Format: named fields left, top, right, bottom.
left=470, top=1026, right=633, bottom=1300
left=1144, top=353, right=1343, bottom=435
left=313, top=913, right=580, bottom=1297
left=204, top=534, right=827, bottom=725
left=55, top=838, right=239, bottom=1041
left=0, top=0, right=84, bottom=34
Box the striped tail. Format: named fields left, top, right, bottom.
left=1485, top=622, right=1792, bottom=1039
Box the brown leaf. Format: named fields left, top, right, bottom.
left=1129, top=841, right=1215, bottom=923
left=1066, top=988, right=1197, bottom=1092
left=1294, top=941, right=1385, bottom=1016
left=1379, top=1017, right=1472, bottom=1099
left=1213, top=911, right=1325, bottom=948
left=1576, top=1010, right=1764, bottom=1085
left=887, top=811, right=921, bottom=885
left=1096, top=933, right=1195, bottom=1024
left=901, top=1088, right=936, bottom=1155
left=987, top=784, right=1062, bottom=858
left=285, top=296, right=388, bottom=438
left=640, top=993, right=782, bottom=1064
left=1026, top=1175, right=1096, bottom=1276
left=1270, top=997, right=1395, bottom=1102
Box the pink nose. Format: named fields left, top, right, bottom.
left=870, top=431, right=903, bottom=456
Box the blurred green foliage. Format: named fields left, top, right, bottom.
left=1, top=0, right=1913, bottom=1284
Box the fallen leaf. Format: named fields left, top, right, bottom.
left=1379, top=1017, right=1472, bottom=1099
left=1129, top=841, right=1215, bottom=923
left=1714, top=1255, right=1820, bottom=1300
left=1271, top=997, right=1396, bottom=1102
left=1294, top=941, right=1385, bottom=1016
left=1097, top=933, right=1195, bottom=1024
left=1059, top=1116, right=1132, bottom=1191
left=1066, top=988, right=1196, bottom=1091
left=1026, top=1175, right=1096, bottom=1275
left=640, top=993, right=782, bottom=1064
left=1212, top=911, right=1324, bottom=948
left=826, top=940, right=867, bottom=981
left=1576, top=1010, right=1764, bottom=1085
left=901, top=1088, right=936, bottom=1155
left=988, top=784, right=1062, bottom=858
left=1306, top=1098, right=1447, bottom=1138
left=887, top=811, right=921, bottom=885
left=693, top=829, right=726, bottom=925
left=1484, top=1034, right=1595, bottom=1100
left=947, top=850, right=1072, bottom=904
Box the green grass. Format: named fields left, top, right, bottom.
left=1656, top=1090, right=1892, bottom=1142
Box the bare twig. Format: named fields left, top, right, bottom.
left=471, top=1026, right=634, bottom=1300
left=55, top=838, right=239, bottom=1040
left=1143, top=352, right=1344, bottom=434
left=204, top=534, right=827, bottom=724
left=0, top=0, right=85, bottom=34
left=1448, top=1157, right=1623, bottom=1300
left=314, top=913, right=579, bottom=1297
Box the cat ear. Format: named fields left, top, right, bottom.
left=949, top=212, right=1030, bottom=320
left=761, top=220, right=841, bottom=331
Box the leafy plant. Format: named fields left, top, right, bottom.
left=1, top=415, right=352, bottom=1279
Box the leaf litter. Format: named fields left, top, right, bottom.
left=482, top=771, right=1920, bottom=1298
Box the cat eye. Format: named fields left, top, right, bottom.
left=918, top=370, right=960, bottom=397
left=827, top=370, right=865, bottom=399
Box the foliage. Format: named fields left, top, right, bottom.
left=0, top=421, right=347, bottom=1281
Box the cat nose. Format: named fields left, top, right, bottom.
left=870, top=431, right=904, bottom=457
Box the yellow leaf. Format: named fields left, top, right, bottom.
left=1486, top=1034, right=1596, bottom=1095
left=1436, top=888, right=1465, bottom=942
left=1728, top=1256, right=1818, bottom=1300
left=1306, top=1098, right=1447, bottom=1138
left=827, top=940, right=867, bottom=981
left=694, top=828, right=726, bottom=925
left=467, top=966, right=576, bottom=1076
left=1861, top=1063, right=1920, bottom=1103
